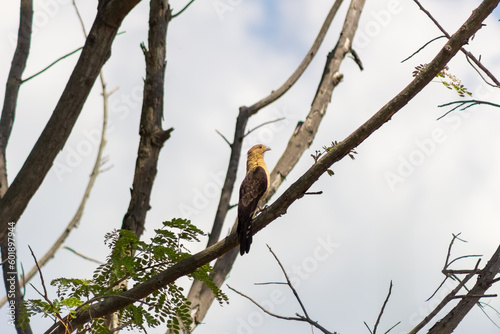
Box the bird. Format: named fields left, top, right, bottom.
left=237, top=144, right=271, bottom=255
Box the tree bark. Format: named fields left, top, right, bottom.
left=0, top=1, right=33, bottom=333
left=427, top=244, right=500, bottom=333
left=121, top=0, right=173, bottom=237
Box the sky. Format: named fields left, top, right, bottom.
left=1, top=0, right=500, bottom=333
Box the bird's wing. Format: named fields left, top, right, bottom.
left=239, top=166, right=268, bottom=217
left=237, top=166, right=269, bottom=254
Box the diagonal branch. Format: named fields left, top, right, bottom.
left=266, top=0, right=364, bottom=200
left=44, top=0, right=500, bottom=332
left=408, top=259, right=479, bottom=334
left=267, top=245, right=310, bottom=319
left=21, top=47, right=83, bottom=84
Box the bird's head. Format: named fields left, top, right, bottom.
left=247, top=144, right=271, bottom=158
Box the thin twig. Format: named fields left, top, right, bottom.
left=254, top=281, right=287, bottom=285
left=465, top=53, right=497, bottom=87
left=437, top=100, right=500, bottom=120
left=401, top=35, right=446, bottom=63
left=227, top=285, right=301, bottom=321
left=477, top=302, right=500, bottom=329
left=372, top=281, right=394, bottom=334
left=63, top=246, right=105, bottom=264
left=446, top=254, right=482, bottom=269
left=304, top=191, right=323, bottom=195
left=426, top=276, right=449, bottom=302
left=72, top=0, right=87, bottom=36
left=21, top=47, right=83, bottom=83
left=215, top=129, right=231, bottom=147
left=383, top=321, right=401, bottom=334
left=444, top=233, right=463, bottom=271
left=267, top=244, right=310, bottom=318
left=244, top=117, right=285, bottom=138
left=171, top=0, right=196, bottom=18
left=408, top=259, right=481, bottom=334
left=452, top=294, right=497, bottom=299
left=28, top=245, right=68, bottom=329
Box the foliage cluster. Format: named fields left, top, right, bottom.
left=23, top=219, right=227, bottom=333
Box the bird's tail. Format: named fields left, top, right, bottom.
left=237, top=217, right=252, bottom=255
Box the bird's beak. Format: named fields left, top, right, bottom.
left=265, top=146, right=271, bottom=152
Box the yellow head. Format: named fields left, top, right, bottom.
left=246, top=144, right=271, bottom=171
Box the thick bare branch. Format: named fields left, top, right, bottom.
left=267, top=0, right=365, bottom=200
left=0, top=0, right=141, bottom=241
left=0, top=0, right=33, bottom=194
left=43, top=1, right=500, bottom=332
left=0, top=1, right=33, bottom=333
left=122, top=0, right=173, bottom=237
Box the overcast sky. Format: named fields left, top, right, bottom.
left=1, top=0, right=500, bottom=333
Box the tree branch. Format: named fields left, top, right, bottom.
left=364, top=281, right=399, bottom=334
left=121, top=0, right=173, bottom=237
left=437, top=99, right=500, bottom=120
left=267, top=245, right=310, bottom=319
left=171, top=0, right=196, bottom=18
left=0, top=1, right=33, bottom=332
left=228, top=246, right=337, bottom=334
left=21, top=47, right=83, bottom=84
left=44, top=0, right=500, bottom=332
